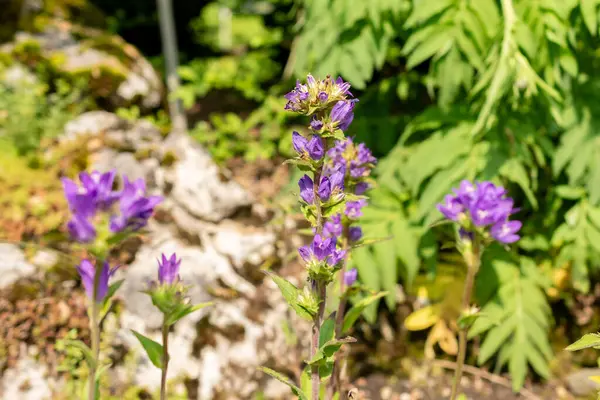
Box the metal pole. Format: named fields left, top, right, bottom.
left=156, top=0, right=187, bottom=134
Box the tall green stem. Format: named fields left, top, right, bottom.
left=87, top=266, right=102, bottom=400
left=327, top=226, right=350, bottom=400
left=160, top=319, right=170, bottom=400
left=450, top=238, right=481, bottom=400
left=311, top=282, right=326, bottom=400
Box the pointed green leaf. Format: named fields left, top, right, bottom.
left=259, top=367, right=308, bottom=400
left=342, top=292, right=387, bottom=333
left=566, top=333, right=600, bottom=351
left=132, top=330, right=164, bottom=369
left=265, top=272, right=313, bottom=320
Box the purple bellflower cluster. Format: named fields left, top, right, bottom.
left=277, top=74, right=377, bottom=399
left=436, top=180, right=522, bottom=400
left=437, top=180, right=522, bottom=244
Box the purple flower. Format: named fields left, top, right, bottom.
left=67, top=214, right=97, bottom=243
left=334, top=76, right=352, bottom=97
left=298, top=234, right=345, bottom=267
left=345, top=199, right=367, bottom=219
left=344, top=268, right=358, bottom=286
left=77, top=259, right=119, bottom=302
left=437, top=195, right=465, bottom=221
left=491, top=221, right=522, bottom=243
left=331, top=100, right=357, bottom=131
left=292, top=131, right=308, bottom=154
left=324, top=214, right=343, bottom=238
left=310, top=117, right=324, bottom=131
left=318, top=92, right=328, bottom=102
left=306, top=135, right=324, bottom=160
left=110, top=177, right=163, bottom=233
left=62, top=170, right=120, bottom=215
left=437, top=180, right=522, bottom=244
left=318, top=177, right=331, bottom=202
left=284, top=80, right=309, bottom=111
left=299, top=175, right=315, bottom=204
left=349, top=226, right=362, bottom=242
left=355, top=182, right=369, bottom=195
left=158, top=253, right=181, bottom=285
left=329, top=170, right=345, bottom=192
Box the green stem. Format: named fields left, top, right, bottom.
left=311, top=282, right=326, bottom=400
left=327, top=226, right=350, bottom=400
left=450, top=238, right=481, bottom=400
left=87, top=265, right=102, bottom=400
left=160, top=319, right=170, bottom=400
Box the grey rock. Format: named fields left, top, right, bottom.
left=1, top=26, right=163, bottom=110
left=566, top=368, right=600, bottom=397
left=0, top=244, right=36, bottom=290
left=166, top=134, right=251, bottom=223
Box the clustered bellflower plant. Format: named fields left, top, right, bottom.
left=436, top=180, right=522, bottom=400
left=62, top=170, right=162, bottom=400
left=262, top=75, right=381, bottom=400
left=62, top=171, right=209, bottom=400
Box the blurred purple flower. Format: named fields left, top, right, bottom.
left=345, top=199, right=367, bottom=219
left=324, top=214, right=343, bottom=238
left=67, top=214, right=97, bottom=243
left=318, top=177, right=332, bottom=202
left=344, top=268, right=358, bottom=286
left=77, top=259, right=119, bottom=302
left=349, top=226, right=362, bottom=242
left=491, top=221, right=522, bottom=243
left=110, top=177, right=163, bottom=233
left=306, top=135, right=324, bottom=160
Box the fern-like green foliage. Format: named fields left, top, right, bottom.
left=470, top=247, right=552, bottom=391
left=288, top=0, right=600, bottom=391
left=292, top=0, right=410, bottom=89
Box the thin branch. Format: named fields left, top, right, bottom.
left=434, top=359, right=541, bottom=400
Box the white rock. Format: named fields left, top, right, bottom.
left=0, top=357, right=52, bottom=400
left=0, top=244, right=36, bottom=290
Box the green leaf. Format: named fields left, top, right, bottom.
left=131, top=330, right=164, bottom=369
left=342, top=292, right=387, bottom=333
left=165, top=302, right=213, bottom=326
left=319, top=316, right=335, bottom=348
left=555, top=185, right=585, bottom=199
left=104, top=279, right=124, bottom=303
left=265, top=272, right=313, bottom=320
left=405, top=28, right=452, bottom=69
left=566, top=333, right=600, bottom=351
left=392, top=219, right=421, bottom=287
left=499, top=159, right=538, bottom=209
left=373, top=238, right=397, bottom=309
left=259, top=367, right=308, bottom=400
left=581, top=0, right=599, bottom=35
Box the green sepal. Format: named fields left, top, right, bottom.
left=131, top=330, right=164, bottom=369
left=265, top=271, right=313, bottom=320
left=284, top=158, right=317, bottom=172
left=165, top=301, right=213, bottom=326
left=300, top=204, right=317, bottom=226
left=259, top=367, right=308, bottom=400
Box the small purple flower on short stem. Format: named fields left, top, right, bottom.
left=349, top=226, right=362, bottom=242
left=158, top=253, right=181, bottom=285
left=343, top=268, right=358, bottom=286
left=331, top=100, right=357, bottom=131
left=346, top=199, right=367, bottom=219
left=299, top=175, right=315, bottom=204
left=298, top=234, right=346, bottom=267
left=77, top=259, right=119, bottom=302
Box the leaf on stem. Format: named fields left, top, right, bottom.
left=131, top=330, right=164, bottom=369
left=259, top=367, right=308, bottom=400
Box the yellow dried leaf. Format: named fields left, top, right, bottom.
left=404, top=304, right=441, bottom=331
